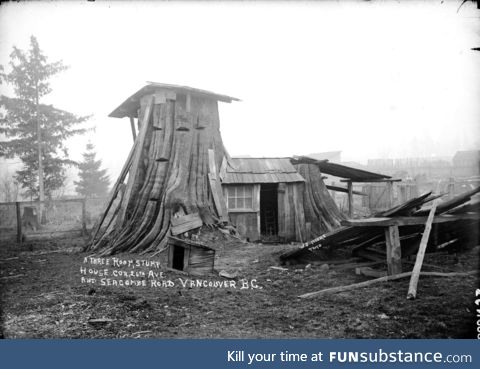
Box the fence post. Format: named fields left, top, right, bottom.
left=347, top=181, right=353, bottom=218
left=386, top=180, right=394, bottom=208
left=448, top=177, right=455, bottom=199
left=16, top=201, right=22, bottom=244
left=81, top=198, right=87, bottom=236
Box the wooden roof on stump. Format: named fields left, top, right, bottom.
left=109, top=82, right=240, bottom=118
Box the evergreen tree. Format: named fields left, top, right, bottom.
left=0, top=35, right=88, bottom=199
left=75, top=142, right=110, bottom=198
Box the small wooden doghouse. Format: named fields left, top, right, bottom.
left=221, top=158, right=306, bottom=242
left=167, top=237, right=215, bottom=275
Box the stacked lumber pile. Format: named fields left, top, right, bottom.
left=281, top=186, right=480, bottom=264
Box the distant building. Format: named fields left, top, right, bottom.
left=366, top=157, right=452, bottom=179
left=452, top=150, right=480, bottom=178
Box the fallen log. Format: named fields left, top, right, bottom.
left=298, top=270, right=477, bottom=299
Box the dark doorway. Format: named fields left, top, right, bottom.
left=172, top=246, right=185, bottom=271
left=260, top=184, right=278, bottom=237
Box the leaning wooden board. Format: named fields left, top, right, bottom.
left=207, top=149, right=229, bottom=222
left=118, top=97, right=154, bottom=225
left=170, top=213, right=203, bottom=236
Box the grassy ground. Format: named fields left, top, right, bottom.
left=0, top=233, right=478, bottom=338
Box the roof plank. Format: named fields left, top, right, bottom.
left=222, top=158, right=305, bottom=184
left=110, top=82, right=240, bottom=118
left=341, top=213, right=480, bottom=227
left=291, top=156, right=390, bottom=181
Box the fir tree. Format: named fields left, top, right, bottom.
left=0, top=35, right=88, bottom=199
left=75, top=142, right=110, bottom=198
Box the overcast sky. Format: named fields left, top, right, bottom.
left=1, top=0, right=479, bottom=192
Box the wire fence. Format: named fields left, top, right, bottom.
left=0, top=197, right=108, bottom=242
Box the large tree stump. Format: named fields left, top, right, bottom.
left=294, top=163, right=344, bottom=239
left=88, top=88, right=235, bottom=255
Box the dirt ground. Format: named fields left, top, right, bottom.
left=0, top=232, right=478, bottom=338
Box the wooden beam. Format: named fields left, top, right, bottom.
left=16, top=201, right=22, bottom=244
left=340, top=178, right=402, bottom=183
left=129, top=116, right=137, bottom=141
left=298, top=270, right=477, bottom=299
left=341, top=213, right=480, bottom=227
left=327, top=185, right=368, bottom=196
left=384, top=225, right=402, bottom=275
left=347, top=181, right=353, bottom=218
left=414, top=186, right=480, bottom=216
left=407, top=200, right=439, bottom=300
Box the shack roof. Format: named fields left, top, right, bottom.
left=222, top=158, right=305, bottom=184
left=291, top=156, right=391, bottom=181
left=109, top=82, right=240, bottom=118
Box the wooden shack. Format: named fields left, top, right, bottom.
left=167, top=237, right=215, bottom=275
left=221, top=158, right=306, bottom=242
